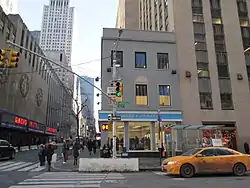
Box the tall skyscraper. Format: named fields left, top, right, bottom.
left=116, top=0, right=140, bottom=29
left=40, top=0, right=74, bottom=64
left=0, top=0, right=15, bottom=14
left=79, top=76, right=94, bottom=119
left=30, top=30, right=41, bottom=44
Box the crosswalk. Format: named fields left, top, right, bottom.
left=153, top=172, right=186, bottom=180
left=0, top=161, right=46, bottom=172
left=8, top=172, right=125, bottom=188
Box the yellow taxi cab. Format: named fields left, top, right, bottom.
left=161, top=147, right=250, bottom=178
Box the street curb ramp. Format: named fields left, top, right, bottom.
left=79, top=158, right=139, bottom=172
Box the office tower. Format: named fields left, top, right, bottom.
left=115, top=0, right=250, bottom=150
left=30, top=30, right=41, bottom=44
left=39, top=0, right=74, bottom=64
left=116, top=0, right=140, bottom=29
left=0, top=0, right=15, bottom=14
left=79, top=76, right=94, bottom=119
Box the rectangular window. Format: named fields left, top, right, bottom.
left=220, top=93, right=233, bottom=110
left=193, top=23, right=206, bottom=33
left=135, top=52, right=147, bottom=68
left=199, top=92, right=213, bottom=109
left=197, top=62, right=210, bottom=78
left=157, top=53, right=169, bottom=69
left=159, top=85, right=171, bottom=106
left=217, top=64, right=229, bottom=78
left=135, top=84, right=148, bottom=105
left=111, top=51, right=123, bottom=67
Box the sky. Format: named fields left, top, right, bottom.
left=16, top=0, right=118, bottom=131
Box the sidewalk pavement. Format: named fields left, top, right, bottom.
left=52, top=148, right=100, bottom=172
left=52, top=148, right=163, bottom=171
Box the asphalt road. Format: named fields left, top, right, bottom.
left=0, top=146, right=63, bottom=188
left=101, top=172, right=250, bottom=188
left=1, top=171, right=250, bottom=188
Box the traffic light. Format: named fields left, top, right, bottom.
left=115, top=81, right=122, bottom=97
left=0, top=49, right=6, bottom=68
left=101, top=124, right=109, bottom=131
left=8, top=50, right=19, bottom=68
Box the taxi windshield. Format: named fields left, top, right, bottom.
left=181, top=148, right=202, bottom=156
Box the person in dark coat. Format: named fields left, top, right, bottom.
left=93, top=140, right=97, bottom=154
left=87, top=140, right=93, bottom=156
left=38, top=144, right=46, bottom=166
left=244, top=142, right=250, bottom=154
left=46, top=144, right=54, bottom=171
left=73, top=142, right=79, bottom=165
left=62, top=140, right=67, bottom=163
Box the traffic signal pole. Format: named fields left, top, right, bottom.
left=6, top=40, right=112, bottom=101
left=112, top=50, right=117, bottom=158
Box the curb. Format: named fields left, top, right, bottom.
left=139, top=167, right=161, bottom=172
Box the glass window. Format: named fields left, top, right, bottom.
left=107, top=122, right=124, bottom=153
left=111, top=51, right=123, bottom=67
left=135, top=84, right=148, bottom=105
left=159, top=85, right=171, bottom=106
left=215, top=148, right=233, bottom=156
left=135, top=52, right=147, bottom=68
left=157, top=53, right=169, bottom=69
left=200, top=149, right=216, bottom=156
left=182, top=148, right=202, bottom=156
left=129, top=122, right=151, bottom=150
left=200, top=92, right=213, bottom=109
left=197, top=62, right=210, bottom=78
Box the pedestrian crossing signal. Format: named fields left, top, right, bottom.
left=101, top=124, right=109, bottom=131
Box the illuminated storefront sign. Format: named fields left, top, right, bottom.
left=14, top=116, right=28, bottom=126
left=28, top=121, right=44, bottom=134
left=45, top=127, right=57, bottom=135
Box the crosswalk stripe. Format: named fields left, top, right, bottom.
left=18, top=163, right=40, bottom=171
left=30, top=165, right=46, bottom=172
left=9, top=185, right=100, bottom=188
left=2, top=162, right=33, bottom=171
left=19, top=180, right=102, bottom=184
left=0, top=161, right=14, bottom=167
left=0, top=162, right=24, bottom=170
left=8, top=172, right=125, bottom=188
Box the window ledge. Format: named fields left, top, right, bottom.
left=200, top=108, right=214, bottom=110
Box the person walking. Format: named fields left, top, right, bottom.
left=93, top=140, right=97, bottom=155
left=244, top=141, right=250, bottom=154
left=73, top=142, right=79, bottom=166
left=87, top=140, right=93, bottom=156
left=62, top=140, right=67, bottom=164
left=38, top=144, right=45, bottom=166
left=46, top=143, right=54, bottom=172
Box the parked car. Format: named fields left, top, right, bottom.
left=0, top=139, right=15, bottom=160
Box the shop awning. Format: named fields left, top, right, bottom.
left=168, top=124, right=224, bottom=130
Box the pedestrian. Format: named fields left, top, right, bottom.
left=93, top=140, right=97, bottom=154
left=46, top=143, right=54, bottom=172
left=73, top=142, right=79, bottom=165
left=87, top=140, right=93, bottom=156
left=38, top=144, right=45, bottom=166
left=102, top=144, right=111, bottom=158
left=62, top=140, right=67, bottom=164
left=244, top=141, right=250, bottom=154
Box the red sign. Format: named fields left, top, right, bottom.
left=47, top=127, right=56, bottom=133
left=14, top=117, right=27, bottom=126
left=29, top=121, right=37, bottom=128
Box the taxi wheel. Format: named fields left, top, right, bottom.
left=233, top=163, right=246, bottom=176
left=180, top=164, right=195, bottom=178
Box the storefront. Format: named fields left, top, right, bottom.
left=0, top=109, right=56, bottom=146
left=98, top=110, right=183, bottom=156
